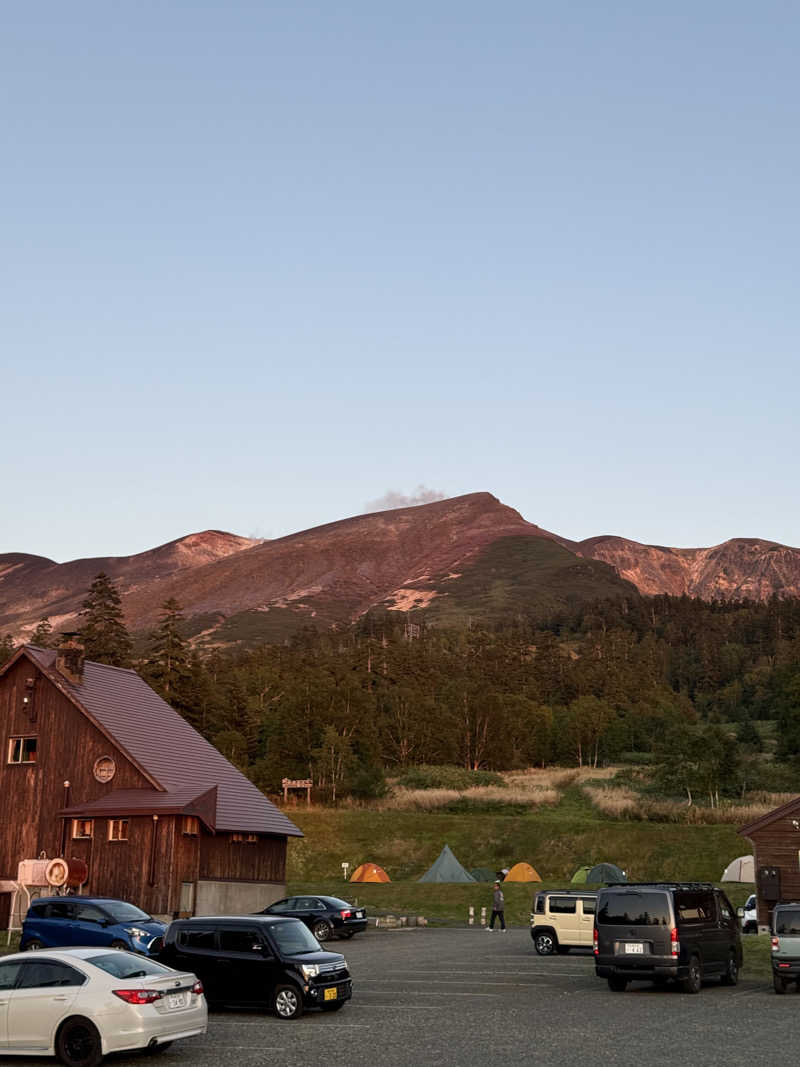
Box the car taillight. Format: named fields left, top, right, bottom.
left=593, top=927, right=598, bottom=955
left=340, top=910, right=351, bottom=920
left=113, top=989, right=164, bottom=1004
left=772, top=936, right=779, bottom=952
left=670, top=927, right=680, bottom=958
left=192, top=980, right=204, bottom=996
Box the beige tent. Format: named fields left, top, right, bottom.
left=350, top=862, right=391, bottom=883
left=503, top=862, right=542, bottom=883
left=721, top=855, right=755, bottom=883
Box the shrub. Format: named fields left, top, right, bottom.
left=394, top=764, right=505, bottom=791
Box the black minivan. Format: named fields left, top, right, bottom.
left=594, top=882, right=741, bottom=993
left=160, top=915, right=352, bottom=1018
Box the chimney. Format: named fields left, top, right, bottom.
left=56, top=633, right=85, bottom=685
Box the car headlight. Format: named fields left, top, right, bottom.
left=301, top=964, right=320, bottom=979
left=125, top=927, right=151, bottom=940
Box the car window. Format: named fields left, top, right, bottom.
left=676, top=893, right=714, bottom=923
left=0, top=961, right=22, bottom=990
left=294, top=899, right=313, bottom=912
left=219, top=927, right=264, bottom=953
left=177, top=927, right=216, bottom=950
left=718, top=894, right=735, bottom=922
left=18, top=960, right=86, bottom=989
left=268, top=919, right=321, bottom=955
left=534, top=894, right=545, bottom=914
left=548, top=897, right=577, bottom=914
left=73, top=903, right=106, bottom=924
left=100, top=901, right=151, bottom=923
left=775, top=909, right=800, bottom=936
left=39, top=901, right=74, bottom=920
left=268, top=900, right=289, bottom=913
left=87, top=953, right=174, bottom=978
left=579, top=897, right=596, bottom=914
left=597, top=892, right=671, bottom=926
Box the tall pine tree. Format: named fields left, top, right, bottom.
left=31, top=618, right=54, bottom=647
left=79, top=573, right=133, bottom=667
left=145, top=598, right=192, bottom=706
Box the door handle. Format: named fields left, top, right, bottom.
left=52, top=995, right=69, bottom=1001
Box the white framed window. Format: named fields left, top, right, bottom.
left=8, top=736, right=37, bottom=764
left=182, top=816, right=200, bottom=836
left=108, top=819, right=128, bottom=841
left=72, top=819, right=93, bottom=839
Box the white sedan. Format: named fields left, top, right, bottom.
left=0, top=947, right=207, bottom=1066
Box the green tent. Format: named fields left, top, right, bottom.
left=418, top=844, right=476, bottom=883
left=571, top=865, right=592, bottom=884
left=586, top=863, right=626, bottom=884
left=469, top=867, right=497, bottom=883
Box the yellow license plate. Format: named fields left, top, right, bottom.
left=324, top=987, right=338, bottom=1001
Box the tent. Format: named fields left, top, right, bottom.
left=350, top=862, right=391, bottom=883
left=418, top=844, right=476, bottom=883
left=469, top=868, right=497, bottom=883
left=503, top=862, right=542, bottom=883
left=571, top=866, right=592, bottom=884
left=585, top=863, right=627, bottom=884
left=721, top=855, right=755, bottom=883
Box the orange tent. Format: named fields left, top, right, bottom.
left=350, top=862, right=391, bottom=883
left=503, top=862, right=541, bottom=882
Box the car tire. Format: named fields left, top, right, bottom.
left=720, top=952, right=739, bottom=987
left=55, top=1016, right=103, bottom=1067
left=312, top=920, right=332, bottom=942
left=145, top=1042, right=173, bottom=1056
left=273, top=984, right=304, bottom=1020
left=23, top=938, right=44, bottom=951
left=533, top=930, right=558, bottom=955
left=774, top=972, right=789, bottom=995
left=110, top=940, right=128, bottom=951
left=321, top=1001, right=345, bottom=1012
left=607, top=976, right=628, bottom=992
left=681, top=955, right=703, bottom=994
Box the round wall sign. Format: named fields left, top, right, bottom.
left=93, top=756, right=116, bottom=783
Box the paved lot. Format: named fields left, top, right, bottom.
left=10, top=929, right=794, bottom=1066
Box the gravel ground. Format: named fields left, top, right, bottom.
left=9, top=928, right=791, bottom=1066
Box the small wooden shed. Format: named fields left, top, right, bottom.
left=739, top=798, right=800, bottom=925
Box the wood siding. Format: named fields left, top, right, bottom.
left=745, top=821, right=800, bottom=924
left=200, top=833, right=286, bottom=884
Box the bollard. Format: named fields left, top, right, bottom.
left=469, top=905, right=474, bottom=926
left=480, top=905, right=487, bottom=927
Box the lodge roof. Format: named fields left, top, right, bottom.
left=12, top=646, right=302, bottom=839
left=738, top=794, right=800, bottom=838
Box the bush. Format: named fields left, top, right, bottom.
left=394, top=764, right=505, bottom=791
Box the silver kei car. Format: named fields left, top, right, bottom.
left=0, top=947, right=206, bottom=1066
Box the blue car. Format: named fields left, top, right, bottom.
left=21, top=896, right=166, bottom=955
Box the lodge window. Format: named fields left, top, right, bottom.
left=182, top=816, right=200, bottom=836
left=231, top=833, right=257, bottom=844
left=72, top=819, right=93, bottom=839
left=7, top=736, right=37, bottom=764
left=108, top=819, right=128, bottom=841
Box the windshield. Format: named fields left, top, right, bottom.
left=597, top=892, right=671, bottom=927
left=100, top=902, right=152, bottom=923
left=776, top=909, right=800, bottom=936
left=269, top=919, right=324, bottom=955
left=87, top=954, right=174, bottom=979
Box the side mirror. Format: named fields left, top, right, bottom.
left=736, top=907, right=744, bottom=919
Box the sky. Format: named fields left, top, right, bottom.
left=3, top=1, right=799, bottom=561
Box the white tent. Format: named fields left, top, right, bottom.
left=721, top=855, right=755, bottom=883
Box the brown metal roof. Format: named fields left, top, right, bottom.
left=60, top=786, right=218, bottom=831
left=23, top=647, right=302, bottom=838
left=739, top=794, right=800, bottom=838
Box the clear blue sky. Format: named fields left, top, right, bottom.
left=3, top=2, right=798, bottom=561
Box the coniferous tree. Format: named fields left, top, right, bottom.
left=31, top=618, right=54, bottom=647
left=0, top=635, right=15, bottom=666
left=145, top=598, right=192, bottom=707
left=79, top=573, right=133, bottom=667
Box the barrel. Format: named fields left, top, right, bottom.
left=45, top=857, right=88, bottom=888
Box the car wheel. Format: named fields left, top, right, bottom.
left=312, top=920, right=332, bottom=942
left=720, top=952, right=739, bottom=987
left=321, top=1001, right=345, bottom=1012
left=24, top=938, right=44, bottom=951
left=110, top=940, right=128, bottom=951
left=681, top=955, right=703, bottom=994
left=55, top=1017, right=103, bottom=1067
left=145, top=1042, right=173, bottom=1056
left=273, top=984, right=304, bottom=1019
left=774, top=972, right=789, bottom=995
left=607, top=977, right=628, bottom=992
left=533, top=930, right=557, bottom=955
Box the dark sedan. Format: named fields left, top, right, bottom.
left=258, top=895, right=367, bottom=942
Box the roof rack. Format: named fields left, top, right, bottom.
left=601, top=882, right=716, bottom=890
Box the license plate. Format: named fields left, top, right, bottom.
left=356, top=910, right=364, bottom=918
left=624, top=943, right=644, bottom=954
left=167, top=992, right=188, bottom=1009
left=324, top=987, right=338, bottom=1001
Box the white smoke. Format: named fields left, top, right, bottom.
left=365, top=486, right=447, bottom=512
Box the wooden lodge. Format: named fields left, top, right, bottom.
left=0, top=641, right=302, bottom=924
left=740, top=798, right=800, bottom=926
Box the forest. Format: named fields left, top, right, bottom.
left=3, top=579, right=800, bottom=803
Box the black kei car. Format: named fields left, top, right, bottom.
left=160, top=915, right=352, bottom=1018
left=258, top=895, right=367, bottom=942
left=594, top=882, right=742, bottom=994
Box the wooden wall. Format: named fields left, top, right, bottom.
left=200, top=833, right=286, bottom=884
left=746, top=821, right=800, bottom=924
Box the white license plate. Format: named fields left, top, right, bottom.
left=356, top=910, right=364, bottom=918
left=167, top=992, right=189, bottom=1010
left=624, top=943, right=644, bottom=954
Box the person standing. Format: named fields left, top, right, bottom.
left=488, top=881, right=506, bottom=931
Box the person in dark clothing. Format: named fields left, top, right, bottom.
left=488, top=881, right=506, bottom=930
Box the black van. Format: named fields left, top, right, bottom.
left=160, top=915, right=352, bottom=1018
left=594, top=883, right=741, bottom=993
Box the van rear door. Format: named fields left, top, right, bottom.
left=596, top=890, right=673, bottom=962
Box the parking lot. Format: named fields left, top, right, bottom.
left=11, top=928, right=792, bottom=1066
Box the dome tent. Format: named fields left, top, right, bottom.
left=571, top=866, right=592, bottom=884
left=350, top=862, right=391, bottom=883
left=418, top=844, right=476, bottom=883
left=721, top=855, right=755, bottom=883
left=503, top=862, right=541, bottom=882
left=469, top=868, right=497, bottom=883
left=585, top=863, right=626, bottom=884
